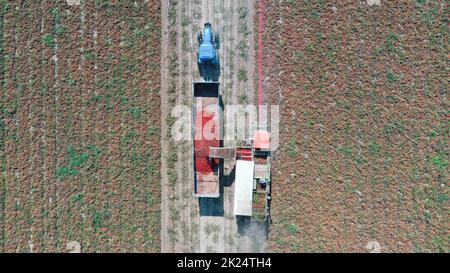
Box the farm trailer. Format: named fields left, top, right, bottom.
left=192, top=81, right=222, bottom=198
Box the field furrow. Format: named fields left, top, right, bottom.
left=1, top=0, right=161, bottom=253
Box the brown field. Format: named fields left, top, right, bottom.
left=0, top=0, right=161, bottom=252
left=263, top=0, right=448, bottom=252
left=1, top=0, right=447, bottom=254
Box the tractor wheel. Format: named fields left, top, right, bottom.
left=215, top=32, right=220, bottom=49
left=197, top=31, right=202, bottom=45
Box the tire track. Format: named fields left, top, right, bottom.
left=159, top=0, right=171, bottom=253
left=161, top=0, right=262, bottom=253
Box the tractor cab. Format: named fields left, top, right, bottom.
left=197, top=23, right=219, bottom=65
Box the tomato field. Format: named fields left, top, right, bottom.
left=263, top=0, right=448, bottom=252
left=0, top=0, right=161, bottom=252
left=0, top=0, right=447, bottom=254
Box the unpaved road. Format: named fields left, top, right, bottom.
left=160, top=0, right=264, bottom=252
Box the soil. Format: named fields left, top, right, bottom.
left=0, top=0, right=161, bottom=252
left=262, top=0, right=448, bottom=252
left=160, top=0, right=264, bottom=253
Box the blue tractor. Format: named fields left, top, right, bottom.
left=197, top=23, right=220, bottom=65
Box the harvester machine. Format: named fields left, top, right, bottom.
left=233, top=128, right=272, bottom=223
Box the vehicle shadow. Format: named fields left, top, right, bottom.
left=198, top=155, right=237, bottom=216
left=223, top=163, right=235, bottom=187
left=198, top=59, right=220, bottom=82
left=198, top=196, right=224, bottom=216
left=198, top=158, right=225, bottom=217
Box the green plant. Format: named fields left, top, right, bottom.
left=287, top=140, right=298, bottom=158
left=56, top=144, right=101, bottom=180
left=54, top=25, right=65, bottom=35
left=236, top=41, right=248, bottom=60
left=369, top=141, right=380, bottom=156
left=41, top=34, right=55, bottom=47
left=238, top=68, right=247, bottom=82
left=91, top=210, right=110, bottom=233
left=239, top=7, right=248, bottom=19
left=337, top=145, right=352, bottom=156
left=286, top=222, right=298, bottom=234
left=147, top=127, right=160, bottom=137
left=384, top=31, right=398, bottom=52
left=431, top=154, right=448, bottom=173
left=70, top=193, right=84, bottom=204
left=66, top=78, right=76, bottom=86
left=311, top=11, right=320, bottom=19
left=128, top=107, right=142, bottom=120
left=386, top=69, right=397, bottom=83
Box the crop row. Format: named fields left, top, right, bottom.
left=1, top=0, right=161, bottom=252
left=264, top=0, right=448, bottom=252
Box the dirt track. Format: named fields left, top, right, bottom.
left=160, top=0, right=264, bottom=252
